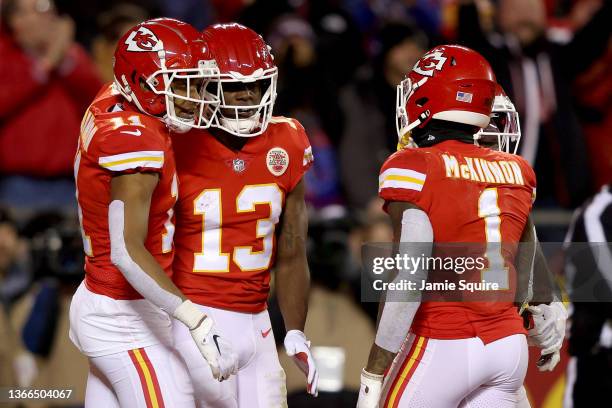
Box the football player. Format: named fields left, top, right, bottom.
left=356, top=45, right=566, bottom=407
left=69, top=18, right=237, bottom=407
left=171, top=23, right=318, bottom=407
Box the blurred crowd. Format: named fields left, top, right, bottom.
left=0, top=0, right=610, bottom=406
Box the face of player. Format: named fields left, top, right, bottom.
left=221, top=81, right=263, bottom=118
left=170, top=78, right=204, bottom=120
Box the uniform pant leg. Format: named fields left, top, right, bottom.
left=236, top=310, right=287, bottom=408
left=459, top=334, right=528, bottom=408
left=90, top=343, right=195, bottom=408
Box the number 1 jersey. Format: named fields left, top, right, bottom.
left=379, top=140, right=536, bottom=343
left=172, top=118, right=313, bottom=313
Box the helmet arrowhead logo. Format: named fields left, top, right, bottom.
left=413, top=50, right=447, bottom=77
left=125, top=27, right=162, bottom=52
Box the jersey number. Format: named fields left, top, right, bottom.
left=478, top=188, right=509, bottom=289
left=193, top=184, right=283, bottom=273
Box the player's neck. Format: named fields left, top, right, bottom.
left=210, top=128, right=250, bottom=152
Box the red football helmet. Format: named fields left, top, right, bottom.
left=113, top=18, right=220, bottom=132
left=396, top=44, right=497, bottom=145
left=474, top=84, right=521, bottom=153
left=202, top=23, right=278, bottom=137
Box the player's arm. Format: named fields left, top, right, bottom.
left=276, top=177, right=309, bottom=331
left=365, top=201, right=432, bottom=373
left=516, top=215, right=567, bottom=372
left=358, top=200, right=433, bottom=408
left=110, top=173, right=186, bottom=309
left=275, top=178, right=319, bottom=396
left=109, top=173, right=237, bottom=380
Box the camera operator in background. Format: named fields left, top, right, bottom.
left=0, top=209, right=89, bottom=400
left=0, top=0, right=101, bottom=217
left=0, top=208, right=35, bottom=392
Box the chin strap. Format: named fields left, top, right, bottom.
left=397, top=110, right=431, bottom=148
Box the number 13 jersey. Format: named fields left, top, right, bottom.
left=172, top=118, right=313, bottom=313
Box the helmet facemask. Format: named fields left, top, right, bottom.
left=147, top=56, right=221, bottom=133
left=211, top=67, right=278, bottom=137
left=396, top=77, right=430, bottom=149
left=474, top=95, right=521, bottom=154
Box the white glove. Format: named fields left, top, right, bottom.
left=527, top=302, right=567, bottom=353
left=173, top=300, right=238, bottom=381
left=284, top=330, right=319, bottom=396
left=527, top=302, right=567, bottom=372
left=357, top=369, right=384, bottom=408
left=535, top=350, right=561, bottom=372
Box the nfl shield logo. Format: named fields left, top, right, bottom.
left=232, top=158, right=245, bottom=173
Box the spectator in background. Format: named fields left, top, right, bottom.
left=91, top=3, right=149, bottom=82
left=572, top=39, right=612, bottom=191
left=0, top=0, right=102, bottom=218
left=339, top=22, right=427, bottom=211
left=457, top=0, right=610, bottom=207
left=269, top=14, right=345, bottom=208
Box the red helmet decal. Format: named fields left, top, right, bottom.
left=125, top=27, right=162, bottom=52
left=413, top=49, right=448, bottom=77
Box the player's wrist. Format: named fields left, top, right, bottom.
left=285, top=329, right=306, bottom=339
left=361, top=368, right=384, bottom=382
left=173, top=300, right=207, bottom=330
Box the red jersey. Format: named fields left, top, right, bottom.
left=379, top=140, right=536, bottom=343
left=172, top=117, right=313, bottom=313
left=75, top=83, right=177, bottom=299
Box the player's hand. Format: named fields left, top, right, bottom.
left=284, top=330, right=319, bottom=397
left=527, top=302, right=567, bottom=354
left=173, top=300, right=238, bottom=381
left=536, top=350, right=561, bottom=372
left=190, top=315, right=238, bottom=381
left=357, top=369, right=384, bottom=408
left=527, top=302, right=566, bottom=372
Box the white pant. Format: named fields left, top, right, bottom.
left=172, top=305, right=287, bottom=408
left=69, top=281, right=195, bottom=407
left=86, top=344, right=195, bottom=408
left=69, top=281, right=173, bottom=357
left=381, top=334, right=528, bottom=408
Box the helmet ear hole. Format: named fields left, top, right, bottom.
left=450, top=57, right=457, bottom=66
left=416, top=97, right=428, bottom=107
left=138, top=78, right=149, bottom=92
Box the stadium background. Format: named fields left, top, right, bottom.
left=0, top=0, right=610, bottom=406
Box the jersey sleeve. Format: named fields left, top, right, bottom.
left=285, top=118, right=314, bottom=191
left=378, top=149, right=430, bottom=209
left=92, top=119, right=166, bottom=175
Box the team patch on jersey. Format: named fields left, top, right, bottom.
left=379, top=167, right=426, bottom=192
left=266, top=147, right=289, bottom=176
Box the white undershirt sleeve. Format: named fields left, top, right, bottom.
left=374, top=208, right=433, bottom=353
left=108, top=200, right=183, bottom=314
